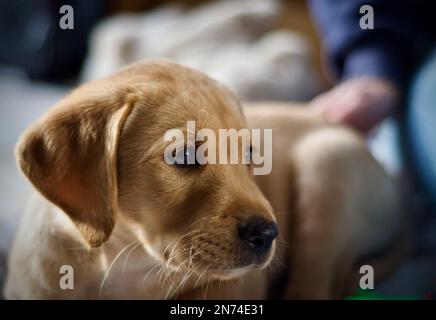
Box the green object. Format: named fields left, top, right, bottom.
left=346, top=289, right=419, bottom=300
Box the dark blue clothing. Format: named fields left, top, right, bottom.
left=309, top=0, right=436, bottom=89
left=405, top=47, right=436, bottom=208
left=309, top=0, right=436, bottom=206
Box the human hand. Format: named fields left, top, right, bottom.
left=310, top=77, right=400, bottom=134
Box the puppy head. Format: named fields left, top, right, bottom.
left=17, top=60, right=277, bottom=279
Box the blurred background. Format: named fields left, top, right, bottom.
left=0, top=0, right=434, bottom=299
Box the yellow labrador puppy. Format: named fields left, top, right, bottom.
left=4, top=60, right=403, bottom=299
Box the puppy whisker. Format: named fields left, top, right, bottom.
left=122, top=242, right=141, bottom=279
left=99, top=240, right=139, bottom=296
left=142, top=263, right=161, bottom=284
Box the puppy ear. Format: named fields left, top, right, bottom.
left=16, top=91, right=134, bottom=247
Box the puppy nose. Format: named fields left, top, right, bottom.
left=237, top=217, right=278, bottom=255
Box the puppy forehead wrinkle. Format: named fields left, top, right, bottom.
left=194, top=82, right=244, bottom=124
left=119, top=59, right=244, bottom=128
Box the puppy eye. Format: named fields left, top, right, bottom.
left=174, top=147, right=200, bottom=169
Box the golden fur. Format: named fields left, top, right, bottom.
left=4, top=60, right=403, bottom=299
